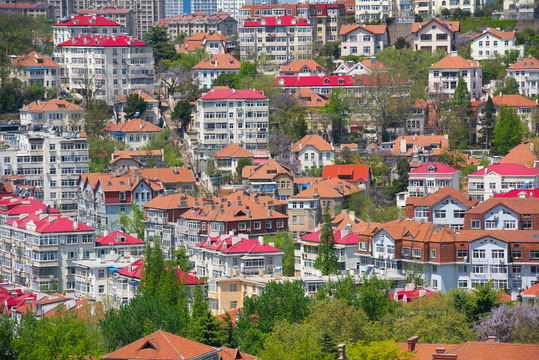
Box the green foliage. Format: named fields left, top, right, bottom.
left=494, top=77, right=519, bottom=96
left=0, top=78, right=49, bottom=114
left=173, top=248, right=193, bottom=272
left=239, top=61, right=258, bottom=78
left=235, top=157, right=252, bottom=176
left=189, top=283, right=222, bottom=346
left=305, top=166, right=323, bottom=177
left=480, top=56, right=507, bottom=83
left=238, top=75, right=280, bottom=99
left=471, top=281, right=500, bottom=322
left=342, top=55, right=361, bottom=62
left=213, top=73, right=239, bottom=88
left=142, top=128, right=183, bottom=167
left=478, top=95, right=495, bottom=149
left=493, top=105, right=525, bottom=155
left=272, top=95, right=307, bottom=141
left=143, top=26, right=177, bottom=64
left=322, top=89, right=351, bottom=144
left=343, top=191, right=403, bottom=223
left=394, top=37, right=410, bottom=50
left=141, top=242, right=165, bottom=297
left=314, top=210, right=340, bottom=275
left=264, top=231, right=295, bottom=276
left=456, top=17, right=515, bottom=33
left=172, top=100, right=193, bottom=129
left=119, top=202, right=145, bottom=241
left=440, top=77, right=473, bottom=148
left=0, top=314, right=17, bottom=360
left=346, top=340, right=416, bottom=360
left=357, top=276, right=398, bottom=321
left=123, top=93, right=148, bottom=120
left=389, top=157, right=409, bottom=198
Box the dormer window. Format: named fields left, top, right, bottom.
left=426, top=164, right=437, bottom=172
left=276, top=19, right=282, bottom=25
left=338, top=78, right=344, bottom=84
left=324, top=78, right=330, bottom=84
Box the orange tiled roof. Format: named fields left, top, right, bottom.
left=364, top=219, right=456, bottom=243
left=294, top=177, right=362, bottom=199
left=400, top=341, right=539, bottom=360
left=292, top=87, right=329, bottom=107
left=492, top=94, right=539, bottom=108
left=20, top=99, right=82, bottom=113
left=193, top=53, right=241, bottom=70
left=214, top=143, right=254, bottom=159
left=292, top=134, right=333, bottom=152
left=135, top=167, right=196, bottom=184
left=391, top=135, right=449, bottom=156
left=500, top=141, right=538, bottom=167
left=182, top=199, right=287, bottom=222
left=331, top=211, right=381, bottom=233
left=104, top=330, right=220, bottom=359
left=341, top=143, right=358, bottom=150
left=508, top=55, right=539, bottom=70
left=465, top=197, right=539, bottom=215
left=115, top=90, right=157, bottom=103
left=113, top=149, right=162, bottom=158
left=472, top=28, right=516, bottom=40
left=430, top=54, right=481, bottom=69
left=359, top=59, right=387, bottom=72
left=279, top=60, right=326, bottom=73
left=219, top=347, right=257, bottom=360
left=243, top=159, right=292, bottom=180
left=144, top=193, right=217, bottom=210
left=406, top=186, right=479, bottom=208
left=339, top=24, right=387, bottom=35
left=110, top=153, right=141, bottom=164
left=523, top=282, right=539, bottom=296
left=224, top=190, right=287, bottom=207
left=106, top=118, right=162, bottom=133
left=11, top=51, right=59, bottom=67
left=412, top=19, right=460, bottom=33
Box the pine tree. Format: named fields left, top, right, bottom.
left=159, top=265, right=180, bottom=305
left=478, top=95, right=495, bottom=149
left=493, top=105, right=525, bottom=155
left=141, top=242, right=164, bottom=296
left=314, top=209, right=340, bottom=275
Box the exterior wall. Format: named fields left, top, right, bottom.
left=111, top=131, right=160, bottom=150
left=468, top=173, right=539, bottom=201
left=52, top=24, right=124, bottom=46
left=432, top=0, right=479, bottom=16
left=407, top=172, right=460, bottom=196
left=207, top=277, right=265, bottom=316
left=464, top=207, right=539, bottom=231
left=194, top=68, right=240, bottom=90
left=471, top=33, right=524, bottom=60
left=162, top=17, right=238, bottom=39
left=429, top=200, right=469, bottom=229
left=413, top=23, right=456, bottom=52
left=287, top=198, right=321, bottom=234
left=428, top=65, right=482, bottom=100
left=249, top=173, right=294, bottom=199
left=297, top=145, right=335, bottom=172
left=355, top=0, right=394, bottom=20
left=19, top=106, right=85, bottom=132
left=295, top=241, right=356, bottom=276
left=115, top=99, right=160, bottom=124
left=11, top=65, right=61, bottom=89
left=340, top=28, right=388, bottom=57
left=507, top=67, right=539, bottom=97
left=503, top=0, right=537, bottom=20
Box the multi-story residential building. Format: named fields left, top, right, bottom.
left=213, top=143, right=254, bottom=175
left=54, top=35, right=154, bottom=101
left=404, top=99, right=429, bottom=135
left=195, top=87, right=269, bottom=158
left=494, top=188, right=539, bottom=199
left=105, top=118, right=162, bottom=150
left=412, top=19, right=459, bottom=53
left=52, top=15, right=125, bottom=47
left=242, top=159, right=295, bottom=200
left=94, top=231, right=145, bottom=259
left=334, top=58, right=387, bottom=76
left=354, top=0, right=394, bottom=21
left=506, top=55, right=539, bottom=97
left=405, top=186, right=479, bottom=229
left=463, top=197, right=539, bottom=231
left=1, top=212, right=95, bottom=292
left=191, top=0, right=218, bottom=13
left=10, top=52, right=61, bottom=89
left=467, top=163, right=539, bottom=202
left=0, top=2, right=55, bottom=20
left=288, top=178, right=362, bottom=233
left=19, top=99, right=84, bottom=132
left=194, top=234, right=283, bottom=278
left=292, top=135, right=335, bottom=174
left=73, top=258, right=129, bottom=303
left=279, top=60, right=327, bottom=77
left=431, top=0, right=480, bottom=16
left=428, top=52, right=482, bottom=101
left=407, top=162, right=460, bottom=197
left=159, top=12, right=238, bottom=39
left=77, top=171, right=164, bottom=231
left=192, top=54, right=242, bottom=90
left=339, top=24, right=388, bottom=57
left=239, top=16, right=313, bottom=65
left=390, top=135, right=450, bottom=164
left=502, top=0, right=538, bottom=19
left=178, top=33, right=229, bottom=55
left=114, top=91, right=161, bottom=125
left=0, top=131, right=89, bottom=217
left=474, top=94, right=539, bottom=134
left=78, top=7, right=136, bottom=37
left=471, top=28, right=524, bottom=60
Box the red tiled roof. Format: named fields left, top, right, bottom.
left=292, top=134, right=333, bottom=152
left=199, top=88, right=267, bottom=100
left=508, top=55, right=539, bottom=70
left=57, top=35, right=146, bottom=47
left=410, top=162, right=459, bottom=174
left=95, top=231, right=144, bottom=246
left=472, top=28, right=516, bottom=40
left=493, top=188, right=539, bottom=198
left=279, top=60, right=326, bottom=73
left=469, top=163, right=539, bottom=176
left=144, top=194, right=217, bottom=210
left=339, top=24, right=387, bottom=35
left=406, top=186, right=479, bottom=208
left=20, top=99, right=82, bottom=113
left=193, top=54, right=241, bottom=70
left=106, top=118, right=162, bottom=133
left=279, top=74, right=402, bottom=87
left=399, top=341, right=539, bottom=360
left=464, top=197, right=539, bottom=215
left=115, top=90, right=157, bottom=103
left=301, top=228, right=359, bottom=245
left=292, top=88, right=329, bottom=107
left=430, top=54, right=481, bottom=69
left=294, top=177, right=362, bottom=199
left=197, top=234, right=283, bottom=254
left=214, top=143, right=254, bottom=159
left=523, top=282, right=539, bottom=296
left=182, top=200, right=287, bottom=222
left=244, top=16, right=310, bottom=27
left=6, top=213, right=93, bottom=233
left=322, top=164, right=370, bottom=183
left=500, top=141, right=538, bottom=167
left=243, top=159, right=292, bottom=180
left=219, top=347, right=257, bottom=360
left=412, top=19, right=460, bottom=33
left=54, top=15, right=121, bottom=26
left=0, top=196, right=60, bottom=216
left=11, top=51, right=59, bottom=67
left=118, top=259, right=203, bottom=285
left=135, top=168, right=196, bottom=184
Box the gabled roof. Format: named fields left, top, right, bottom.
left=292, top=87, right=329, bottom=107
left=197, top=234, right=283, bottom=254
left=182, top=200, right=287, bottom=222
left=301, top=228, right=360, bottom=245
left=224, top=191, right=287, bottom=207
left=493, top=188, right=539, bottom=198
left=455, top=229, right=539, bottom=243
left=294, top=178, right=362, bottom=199
left=54, top=15, right=121, bottom=27
left=57, top=35, right=146, bottom=47
left=500, top=141, right=538, bottom=167
left=292, top=134, right=333, bottom=152
left=113, top=149, right=162, bottom=158
left=95, top=231, right=144, bottom=246
left=115, top=90, right=157, bottom=103
left=0, top=196, right=60, bottom=216
left=465, top=197, right=539, bottom=215
left=243, top=16, right=310, bottom=27
left=364, top=220, right=456, bottom=244
left=6, top=213, right=93, bottom=233
left=359, top=59, right=387, bottom=72
left=412, top=19, right=460, bottom=33
left=135, top=168, right=196, bottom=184
left=406, top=186, right=479, bottom=208
left=144, top=194, right=217, bottom=210
left=472, top=28, right=516, bottom=40
left=279, top=60, right=326, bottom=74
left=193, top=53, right=241, bottom=70
left=469, top=163, right=539, bottom=177
left=475, top=94, right=539, bottom=109
left=331, top=211, right=381, bottom=233
left=523, top=282, right=539, bottom=296
left=429, top=54, right=481, bottom=69
left=391, top=135, right=450, bottom=156
left=339, top=24, right=387, bottom=35
left=322, top=164, right=370, bottom=183
left=199, top=88, right=267, bottom=100
left=243, top=159, right=292, bottom=180
left=410, top=162, right=459, bottom=174
left=214, top=143, right=254, bottom=159
left=104, top=330, right=217, bottom=359
left=20, top=99, right=82, bottom=113
left=105, top=118, right=162, bottom=133
left=11, top=51, right=59, bottom=67
left=508, top=55, right=539, bottom=70
left=219, top=347, right=257, bottom=360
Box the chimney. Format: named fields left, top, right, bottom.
left=313, top=190, right=319, bottom=197
left=337, top=344, right=346, bottom=360
left=73, top=222, right=79, bottom=230
left=246, top=208, right=251, bottom=218
left=237, top=199, right=241, bottom=206
left=349, top=210, right=356, bottom=219
left=400, top=138, right=407, bottom=154
left=406, top=336, right=419, bottom=352
left=258, top=236, right=264, bottom=246
left=268, top=209, right=272, bottom=217
left=128, top=177, right=132, bottom=186
left=487, top=336, right=497, bottom=342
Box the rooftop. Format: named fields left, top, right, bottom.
left=243, top=16, right=310, bottom=27
left=193, top=54, right=241, bottom=70
left=410, top=162, right=460, bottom=174
left=322, top=164, right=370, bottom=183
left=57, top=35, right=146, bottom=47
left=105, top=118, right=162, bottom=133
left=20, top=99, right=82, bottom=113
left=199, top=88, right=267, bottom=100
left=292, top=134, right=333, bottom=152
left=11, top=51, right=59, bottom=68
left=430, top=53, right=481, bottom=69
left=294, top=177, right=362, bottom=199
left=54, top=15, right=121, bottom=27
left=406, top=186, right=479, bottom=208
left=508, top=55, right=539, bottom=70
left=6, top=213, right=93, bottom=233
left=197, top=234, right=283, bottom=254
left=469, top=163, right=539, bottom=177
left=214, top=143, right=254, bottom=159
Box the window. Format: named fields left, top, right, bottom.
left=277, top=220, right=284, bottom=228
left=531, top=251, right=539, bottom=259
left=432, top=279, right=438, bottom=288
left=433, top=265, right=438, bottom=272
left=473, top=249, right=486, bottom=259
left=230, top=301, right=237, bottom=309
left=471, top=220, right=480, bottom=229
left=229, top=284, right=237, bottom=292
left=522, top=220, right=532, bottom=229
left=457, top=249, right=468, bottom=259
left=492, top=249, right=505, bottom=259
left=503, top=220, right=516, bottom=230
left=238, top=222, right=246, bottom=231
left=473, top=265, right=486, bottom=273
left=458, top=265, right=468, bottom=273
left=412, top=248, right=422, bottom=258
left=254, top=221, right=261, bottom=230
left=458, top=279, right=468, bottom=288
left=98, top=285, right=105, bottom=294
left=415, top=207, right=429, bottom=218
left=511, top=250, right=522, bottom=259
left=454, top=210, right=465, bottom=218
left=83, top=250, right=91, bottom=259
left=512, top=265, right=521, bottom=274
left=402, top=247, right=410, bottom=256
left=430, top=249, right=437, bottom=259
left=266, top=220, right=272, bottom=229
left=98, top=270, right=105, bottom=278
left=434, top=210, right=446, bottom=219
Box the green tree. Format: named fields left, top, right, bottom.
left=478, top=95, right=495, bottom=149
left=238, top=61, right=258, bottom=79
left=0, top=314, right=17, bottom=360
left=119, top=202, right=145, bottom=241
left=123, top=93, right=148, bottom=119
left=235, top=157, right=252, bottom=176
left=494, top=77, right=519, bottom=95
left=142, top=128, right=183, bottom=167
left=346, top=340, right=416, bottom=360
left=265, top=231, right=295, bottom=276
left=389, top=157, right=409, bottom=198
left=271, top=95, right=307, bottom=141
left=357, top=276, right=398, bottom=321
left=173, top=248, right=193, bottom=271
left=440, top=76, right=473, bottom=147
left=493, top=105, right=525, bottom=155
left=394, top=37, right=410, bottom=49
left=172, top=99, right=193, bottom=129
left=143, top=26, right=177, bottom=65
left=470, top=281, right=500, bottom=322
left=322, top=89, right=351, bottom=145
left=213, top=73, right=239, bottom=88
left=141, top=242, right=165, bottom=296
left=314, top=210, right=340, bottom=275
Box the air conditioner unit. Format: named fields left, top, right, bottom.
left=463, top=256, right=468, bottom=263
left=60, top=239, right=66, bottom=245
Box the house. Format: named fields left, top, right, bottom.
left=428, top=52, right=482, bottom=101
left=499, top=141, right=538, bottom=167
left=135, top=168, right=196, bottom=192
left=391, top=135, right=450, bottom=164
left=242, top=159, right=294, bottom=200
left=105, top=118, right=162, bottom=150
left=114, top=91, right=160, bottom=125
left=94, top=231, right=145, bottom=259
left=322, top=164, right=370, bottom=190
left=193, top=54, right=242, bottom=90
left=467, top=163, right=539, bottom=201
left=110, top=150, right=165, bottom=170
left=77, top=7, right=136, bottom=37
left=502, top=0, right=537, bottom=20
left=506, top=55, right=539, bottom=97
left=288, top=178, right=362, bottom=234
left=353, top=0, right=394, bottom=20
left=463, top=197, right=539, bottom=230
left=407, top=162, right=461, bottom=197
left=339, top=24, right=388, bottom=57
left=194, top=234, right=283, bottom=278
left=18, top=99, right=84, bottom=132
left=474, top=94, right=539, bottom=133
left=334, top=59, right=387, bottom=76
left=471, top=28, right=524, bottom=60
left=279, top=60, right=327, bottom=77
left=291, top=135, right=335, bottom=173
left=10, top=51, right=60, bottom=89
left=521, top=282, right=539, bottom=303
left=178, top=32, right=229, bottom=55
left=405, top=186, right=479, bottom=229
left=214, top=143, right=254, bottom=175
left=412, top=19, right=459, bottom=53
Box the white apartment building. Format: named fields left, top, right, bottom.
left=105, top=118, right=163, bottom=151
left=412, top=19, right=459, bottom=53
left=52, top=15, right=126, bottom=46
left=1, top=212, right=95, bottom=292
left=192, top=54, right=242, bottom=90
left=503, top=0, right=537, bottom=19
left=0, top=131, right=89, bottom=217
left=217, top=0, right=246, bottom=18
left=10, top=51, right=61, bottom=90
left=19, top=99, right=85, bottom=132
left=471, top=28, right=524, bottom=60
left=355, top=0, right=394, bottom=21
left=239, top=16, right=313, bottom=65
left=194, top=234, right=283, bottom=278
left=339, top=24, right=389, bottom=57
left=54, top=35, right=154, bottom=102
left=507, top=55, right=539, bottom=97
left=468, top=163, right=539, bottom=202
left=431, top=0, right=479, bottom=16
left=195, top=87, right=269, bottom=158
left=428, top=52, right=482, bottom=100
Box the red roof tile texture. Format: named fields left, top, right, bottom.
left=430, top=54, right=481, bottom=69
left=20, top=99, right=82, bottom=112
left=244, top=16, right=310, bottom=27
left=197, top=234, right=283, bottom=254
left=214, top=143, right=254, bottom=159
left=279, top=60, right=326, bottom=73
left=322, top=164, right=370, bottom=183
left=95, top=231, right=144, bottom=246
left=11, top=51, right=59, bottom=67
left=6, top=213, right=93, bottom=233
left=57, top=35, right=146, bottom=47
left=292, top=134, right=333, bottom=152
left=295, top=178, right=362, bottom=198
left=500, top=141, right=538, bottom=167
left=406, top=186, right=479, bottom=208
left=193, top=54, right=241, bottom=70
left=508, top=55, right=539, bottom=70
left=472, top=28, right=516, bottom=40
left=410, top=162, right=459, bottom=174
left=106, top=118, right=162, bottom=133
left=54, top=15, right=121, bottom=26
left=199, top=88, right=267, bottom=100
left=469, top=163, right=539, bottom=176
left=339, top=24, right=387, bottom=35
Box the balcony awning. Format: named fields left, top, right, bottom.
left=240, top=255, right=265, bottom=260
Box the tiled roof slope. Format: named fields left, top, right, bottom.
left=469, top=163, right=539, bottom=176
left=12, top=51, right=59, bottom=67
left=500, top=141, right=538, bottom=167
left=406, top=186, right=479, bottom=208
left=214, top=143, right=254, bottom=159
left=6, top=213, right=93, bottom=233
left=430, top=54, right=481, bottom=69
left=54, top=15, right=120, bottom=26
left=292, top=134, right=333, bottom=152
left=508, top=55, right=539, bottom=70
left=294, top=178, right=362, bottom=198
left=20, top=99, right=82, bottom=112
left=193, top=54, right=241, bottom=70
left=197, top=234, right=283, bottom=254
left=465, top=197, right=539, bottom=215
left=106, top=118, right=162, bottom=133
left=243, top=159, right=292, bottom=180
